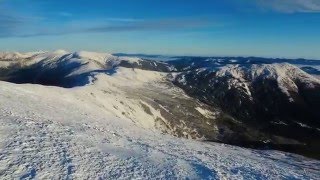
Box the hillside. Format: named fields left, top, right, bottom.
left=0, top=51, right=319, bottom=178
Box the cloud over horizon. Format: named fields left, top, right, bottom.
left=0, top=0, right=320, bottom=59
left=1, top=0, right=319, bottom=38
left=254, top=0, right=320, bottom=13
left=0, top=16, right=217, bottom=38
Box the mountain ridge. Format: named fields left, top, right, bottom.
left=1, top=50, right=320, bottom=159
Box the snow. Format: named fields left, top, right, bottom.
left=250, top=63, right=320, bottom=101
left=178, top=74, right=187, bottom=85
left=72, top=51, right=117, bottom=65
left=28, top=50, right=71, bottom=64
left=0, top=51, right=320, bottom=179
left=0, top=50, right=120, bottom=79
left=118, top=56, right=142, bottom=65
left=0, top=70, right=319, bottom=179
left=0, top=51, right=42, bottom=60
left=216, top=65, right=253, bottom=100
left=215, top=63, right=320, bottom=101
left=195, top=107, right=216, bottom=119
left=0, top=51, right=43, bottom=68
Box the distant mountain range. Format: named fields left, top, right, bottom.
left=1, top=50, right=320, bottom=159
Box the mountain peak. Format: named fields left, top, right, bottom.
left=73, top=51, right=114, bottom=60
left=52, top=49, right=69, bottom=54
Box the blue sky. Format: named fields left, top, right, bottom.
left=0, top=0, right=320, bottom=59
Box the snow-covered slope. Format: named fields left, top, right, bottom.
left=0, top=50, right=174, bottom=87
left=0, top=51, right=223, bottom=140
left=174, top=63, right=320, bottom=155
left=0, top=51, right=42, bottom=60
left=215, top=63, right=320, bottom=101
left=1, top=51, right=320, bottom=178
left=0, top=79, right=319, bottom=179
left=0, top=50, right=118, bottom=71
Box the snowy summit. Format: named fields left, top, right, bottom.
left=0, top=51, right=319, bottom=179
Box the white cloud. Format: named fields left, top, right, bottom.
left=255, top=0, right=320, bottom=13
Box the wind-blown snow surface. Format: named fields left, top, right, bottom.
left=0, top=72, right=319, bottom=179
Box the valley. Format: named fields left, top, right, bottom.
left=0, top=51, right=319, bottom=179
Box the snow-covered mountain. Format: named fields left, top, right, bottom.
left=0, top=51, right=319, bottom=179
left=174, top=63, right=320, bottom=156
left=0, top=50, right=174, bottom=87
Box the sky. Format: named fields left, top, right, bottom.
left=0, top=0, right=320, bottom=59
